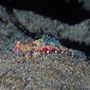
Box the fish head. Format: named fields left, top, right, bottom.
left=13, top=41, right=22, bottom=54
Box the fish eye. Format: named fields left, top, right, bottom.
left=16, top=44, right=20, bottom=48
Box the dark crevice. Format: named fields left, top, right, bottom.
left=59, top=39, right=90, bottom=60
left=1, top=0, right=90, bottom=25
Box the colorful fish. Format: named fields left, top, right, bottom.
left=13, top=37, right=73, bottom=60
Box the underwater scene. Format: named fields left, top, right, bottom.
left=0, top=1, right=90, bottom=90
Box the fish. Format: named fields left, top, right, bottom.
left=13, top=38, right=73, bottom=60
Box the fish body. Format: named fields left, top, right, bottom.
left=13, top=38, right=73, bottom=60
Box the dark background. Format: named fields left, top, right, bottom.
left=1, top=0, right=90, bottom=25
